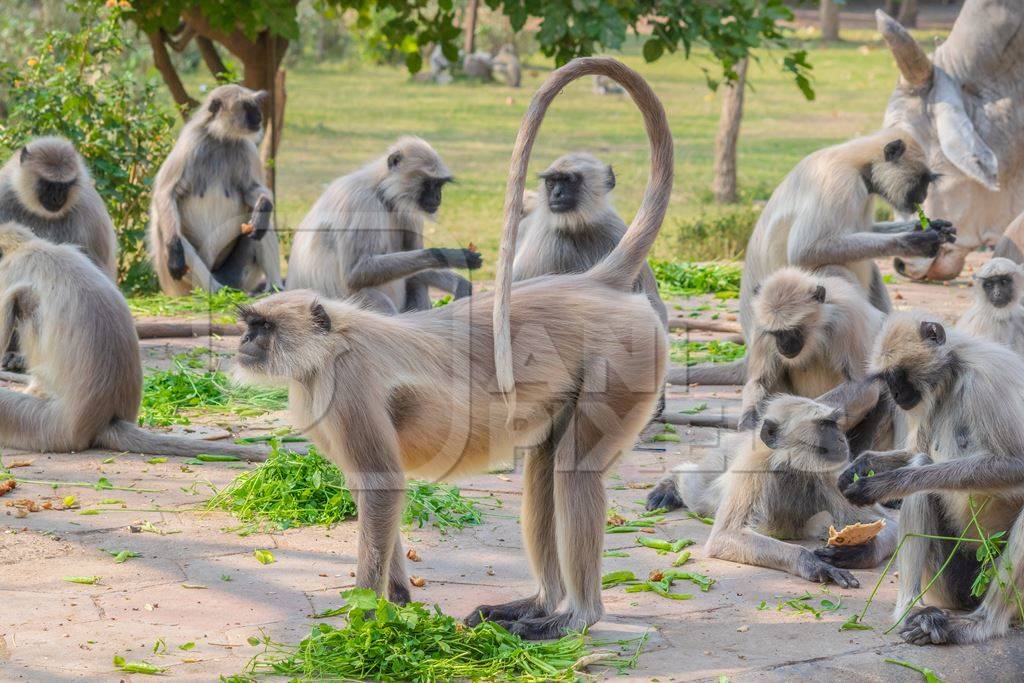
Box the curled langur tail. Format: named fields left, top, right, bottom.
left=492, top=56, right=674, bottom=404
left=94, top=420, right=268, bottom=462
left=666, top=357, right=748, bottom=386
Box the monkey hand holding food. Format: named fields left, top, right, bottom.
left=895, top=222, right=957, bottom=258
left=248, top=195, right=274, bottom=241
left=428, top=247, right=483, bottom=270
left=813, top=519, right=887, bottom=569
left=166, top=235, right=188, bottom=280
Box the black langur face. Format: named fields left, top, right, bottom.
left=242, top=99, right=263, bottom=132
left=417, top=176, right=450, bottom=214
left=760, top=407, right=849, bottom=472
left=540, top=171, right=582, bottom=213
left=770, top=328, right=805, bottom=359
left=879, top=366, right=922, bottom=410
left=900, top=169, right=940, bottom=214
left=36, top=176, right=75, bottom=213
left=981, top=275, right=1015, bottom=308
left=237, top=309, right=276, bottom=371
left=873, top=138, right=940, bottom=214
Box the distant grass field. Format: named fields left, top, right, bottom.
left=181, top=28, right=948, bottom=278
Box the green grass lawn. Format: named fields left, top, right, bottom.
left=179, top=28, right=947, bottom=278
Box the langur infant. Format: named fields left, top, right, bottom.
left=673, top=395, right=897, bottom=587
left=682, top=130, right=955, bottom=385
left=287, top=137, right=480, bottom=313
left=0, top=222, right=263, bottom=460
left=513, top=152, right=667, bottom=326
left=955, top=257, right=1024, bottom=357
left=234, top=57, right=672, bottom=639
left=149, top=84, right=281, bottom=295
left=840, top=312, right=1024, bottom=645
left=0, top=136, right=116, bottom=279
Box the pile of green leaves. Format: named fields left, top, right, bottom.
left=650, top=261, right=742, bottom=298
left=207, top=442, right=485, bottom=533
left=229, top=588, right=592, bottom=682
left=670, top=340, right=746, bottom=366
left=601, top=568, right=712, bottom=600
left=0, top=1, right=175, bottom=294
left=139, top=350, right=288, bottom=426
left=128, top=287, right=253, bottom=322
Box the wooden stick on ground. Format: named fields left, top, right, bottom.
left=135, top=321, right=245, bottom=339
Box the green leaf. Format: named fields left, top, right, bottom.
left=63, top=576, right=101, bottom=585
left=839, top=614, right=873, bottom=631
left=178, top=642, right=195, bottom=651
left=254, top=549, right=276, bottom=565
left=113, top=654, right=165, bottom=675
left=642, top=39, right=664, bottom=63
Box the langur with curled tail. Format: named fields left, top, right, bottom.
left=840, top=312, right=1024, bottom=645
left=149, top=84, right=281, bottom=296
left=233, top=57, right=672, bottom=639
left=677, top=131, right=955, bottom=386
left=287, top=137, right=480, bottom=313
left=955, top=257, right=1024, bottom=357
left=0, top=222, right=265, bottom=460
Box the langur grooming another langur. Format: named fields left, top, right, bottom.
left=0, top=136, right=116, bottom=279
left=149, top=84, right=282, bottom=296
left=666, top=395, right=896, bottom=587
left=287, top=137, right=480, bottom=313
left=679, top=130, right=955, bottom=386
left=234, top=57, right=671, bottom=639
left=840, top=312, right=1024, bottom=645
left=0, top=222, right=264, bottom=460
left=955, top=257, right=1024, bottom=357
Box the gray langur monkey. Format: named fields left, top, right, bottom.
left=287, top=137, right=481, bottom=313
left=0, top=222, right=264, bottom=460
left=955, top=257, right=1024, bottom=357
left=513, top=152, right=668, bottom=328
left=663, top=395, right=897, bottom=587
left=0, top=136, right=116, bottom=279
left=839, top=312, right=1024, bottom=645
left=649, top=268, right=898, bottom=511
left=149, top=84, right=281, bottom=296
left=233, top=57, right=672, bottom=639
left=679, top=130, right=955, bottom=386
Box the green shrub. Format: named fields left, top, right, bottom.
left=658, top=205, right=759, bottom=262
left=0, top=1, right=175, bottom=295
left=650, top=260, right=742, bottom=298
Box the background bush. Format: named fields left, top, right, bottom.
left=0, top=1, right=174, bottom=295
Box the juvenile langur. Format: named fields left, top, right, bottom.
left=149, top=84, right=281, bottom=295
left=513, top=152, right=668, bottom=329
left=955, top=257, right=1024, bottom=357
left=840, top=312, right=1024, bottom=645
left=664, top=395, right=897, bottom=587
left=0, top=137, right=116, bottom=279
left=649, top=268, right=896, bottom=510
left=287, top=137, right=480, bottom=313
left=679, top=131, right=955, bottom=386
left=0, top=222, right=264, bottom=460
left=234, top=57, right=672, bottom=639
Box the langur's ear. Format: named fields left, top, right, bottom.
left=208, top=98, right=223, bottom=115
left=812, top=285, right=826, bottom=303
left=311, top=302, right=331, bottom=334
left=919, top=320, right=946, bottom=346
left=387, top=152, right=403, bottom=171
left=606, top=165, right=616, bottom=190
left=253, top=90, right=270, bottom=104
left=759, top=419, right=780, bottom=448
left=884, top=139, right=906, bottom=162
left=19, top=146, right=29, bottom=164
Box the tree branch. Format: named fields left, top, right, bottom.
left=146, top=30, right=198, bottom=119
left=196, top=35, right=228, bottom=78
left=165, top=23, right=196, bottom=52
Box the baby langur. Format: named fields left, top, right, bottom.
left=669, top=395, right=896, bottom=587
left=840, top=312, right=1024, bottom=645
left=234, top=57, right=672, bottom=640
left=287, top=137, right=481, bottom=313
left=149, top=84, right=281, bottom=295
left=513, top=152, right=667, bottom=327
left=0, top=222, right=264, bottom=460
left=0, top=136, right=116, bottom=278
left=648, top=269, right=895, bottom=511
left=955, top=257, right=1024, bottom=357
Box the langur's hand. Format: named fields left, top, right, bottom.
left=898, top=229, right=947, bottom=258
left=814, top=539, right=876, bottom=569
left=431, top=247, right=483, bottom=270
left=454, top=279, right=473, bottom=299
left=249, top=196, right=274, bottom=241
left=167, top=236, right=187, bottom=280
left=841, top=470, right=896, bottom=506
left=838, top=451, right=880, bottom=492
left=928, top=219, right=956, bottom=242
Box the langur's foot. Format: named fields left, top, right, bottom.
left=900, top=606, right=952, bottom=645
left=494, top=610, right=592, bottom=640
left=465, top=595, right=547, bottom=627
left=167, top=236, right=187, bottom=280
left=2, top=352, right=26, bottom=373
left=645, top=476, right=683, bottom=511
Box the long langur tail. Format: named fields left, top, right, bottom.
left=666, top=357, right=748, bottom=386
left=492, top=57, right=675, bottom=404
left=94, top=420, right=268, bottom=462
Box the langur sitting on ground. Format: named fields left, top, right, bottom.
left=955, top=257, right=1024, bottom=357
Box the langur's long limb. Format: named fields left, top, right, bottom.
left=0, top=388, right=84, bottom=451
left=346, top=249, right=472, bottom=292
left=817, top=378, right=880, bottom=432
left=251, top=228, right=283, bottom=291
left=844, top=453, right=1024, bottom=505
left=242, top=182, right=274, bottom=239
left=790, top=231, right=938, bottom=271
left=868, top=265, right=892, bottom=314
left=172, top=234, right=224, bottom=292
left=387, top=535, right=411, bottom=604
left=872, top=220, right=920, bottom=234
left=637, top=263, right=668, bottom=328
left=403, top=270, right=472, bottom=312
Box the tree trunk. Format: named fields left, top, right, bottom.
left=196, top=35, right=228, bottom=79
left=147, top=30, right=197, bottom=118
left=463, top=0, right=478, bottom=55
left=711, top=58, right=747, bottom=204
left=820, top=0, right=840, bottom=42
left=898, top=0, right=918, bottom=28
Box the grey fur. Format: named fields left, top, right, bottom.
left=956, top=257, right=1024, bottom=357
left=840, top=312, right=1024, bottom=645
left=0, top=136, right=116, bottom=279
left=0, top=222, right=265, bottom=460
left=148, top=84, right=281, bottom=295
left=286, top=137, right=477, bottom=313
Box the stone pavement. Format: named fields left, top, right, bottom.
left=1, top=252, right=1022, bottom=681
